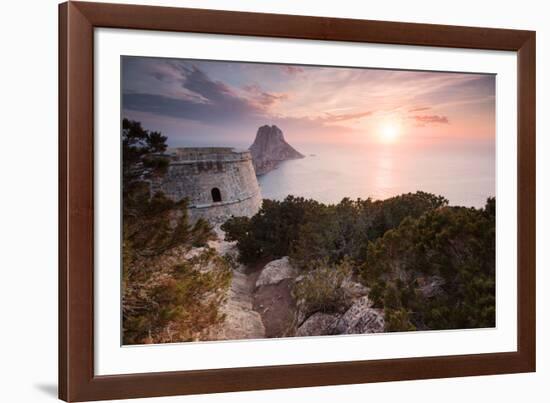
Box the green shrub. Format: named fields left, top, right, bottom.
left=123, top=248, right=232, bottom=344
left=223, top=192, right=447, bottom=269
left=385, top=308, right=416, bottom=332
left=124, top=191, right=214, bottom=257
left=360, top=198, right=496, bottom=331
left=122, top=190, right=225, bottom=344
left=293, top=259, right=353, bottom=317
left=121, top=118, right=229, bottom=344
left=222, top=196, right=324, bottom=264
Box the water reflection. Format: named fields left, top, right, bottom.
left=257, top=142, right=494, bottom=208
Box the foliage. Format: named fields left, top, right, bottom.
left=120, top=117, right=495, bottom=336
left=385, top=307, right=417, bottom=332
left=223, top=191, right=447, bottom=269
left=361, top=198, right=496, bottom=331
left=124, top=190, right=214, bottom=257
left=122, top=118, right=169, bottom=187
left=123, top=118, right=167, bottom=160
left=222, top=196, right=325, bottom=264
left=123, top=248, right=232, bottom=344
left=121, top=118, right=231, bottom=344
left=224, top=190, right=494, bottom=333
left=293, top=259, right=353, bottom=318
left=122, top=126, right=213, bottom=257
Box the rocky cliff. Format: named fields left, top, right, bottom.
left=249, top=125, right=304, bottom=175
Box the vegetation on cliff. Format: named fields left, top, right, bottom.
left=222, top=193, right=496, bottom=332
left=122, top=119, right=232, bottom=344
left=363, top=198, right=495, bottom=331
left=293, top=258, right=354, bottom=319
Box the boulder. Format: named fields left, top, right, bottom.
left=334, top=296, right=385, bottom=334
left=295, top=312, right=339, bottom=337
left=294, top=297, right=309, bottom=326
left=256, top=257, right=297, bottom=288
left=341, top=278, right=369, bottom=300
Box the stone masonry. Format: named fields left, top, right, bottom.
left=152, top=147, right=262, bottom=223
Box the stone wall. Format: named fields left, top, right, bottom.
left=152, top=148, right=262, bottom=223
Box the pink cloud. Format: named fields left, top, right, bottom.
left=409, top=106, right=432, bottom=112
left=321, top=110, right=373, bottom=123
left=412, top=114, right=449, bottom=125
left=243, top=84, right=289, bottom=107
left=282, top=65, right=304, bottom=75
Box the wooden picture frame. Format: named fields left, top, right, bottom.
left=59, top=1, right=536, bottom=401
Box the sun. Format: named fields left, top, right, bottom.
left=379, top=121, right=401, bottom=143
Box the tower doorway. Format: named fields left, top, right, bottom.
left=211, top=187, right=222, bottom=202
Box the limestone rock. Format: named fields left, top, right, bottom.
left=253, top=278, right=296, bottom=338
left=294, top=297, right=309, bottom=326
left=341, top=278, right=369, bottom=300
left=296, top=312, right=339, bottom=337
left=249, top=125, right=304, bottom=175
left=206, top=270, right=265, bottom=340
left=334, top=296, right=385, bottom=334
left=203, top=227, right=265, bottom=340
left=256, top=257, right=297, bottom=288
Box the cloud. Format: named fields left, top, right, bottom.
left=122, top=57, right=493, bottom=145
left=124, top=65, right=265, bottom=123
left=408, top=106, right=431, bottom=112
left=181, top=66, right=237, bottom=103
left=412, top=74, right=495, bottom=109
left=243, top=84, right=289, bottom=107
left=411, top=114, right=450, bottom=126
left=282, top=65, right=304, bottom=75
left=321, top=110, right=373, bottom=123
left=123, top=92, right=260, bottom=124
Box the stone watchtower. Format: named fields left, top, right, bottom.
left=152, top=147, right=262, bottom=223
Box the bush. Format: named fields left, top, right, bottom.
left=121, top=118, right=230, bottom=344
left=223, top=192, right=447, bottom=270
left=293, top=259, right=353, bottom=318
left=122, top=190, right=227, bottom=344
left=385, top=308, right=416, bottom=332
left=222, top=196, right=324, bottom=264
left=123, top=248, right=232, bottom=344
left=124, top=191, right=214, bottom=257
left=360, top=198, right=496, bottom=331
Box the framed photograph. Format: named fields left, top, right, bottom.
left=59, top=1, right=536, bottom=401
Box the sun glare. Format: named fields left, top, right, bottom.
left=379, top=122, right=401, bottom=143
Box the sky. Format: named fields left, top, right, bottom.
left=121, top=56, right=495, bottom=149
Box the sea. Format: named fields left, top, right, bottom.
left=257, top=142, right=495, bottom=209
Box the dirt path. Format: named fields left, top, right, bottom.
left=204, top=267, right=266, bottom=341
left=204, top=229, right=265, bottom=341
left=206, top=228, right=297, bottom=340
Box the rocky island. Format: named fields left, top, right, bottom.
left=249, top=125, right=304, bottom=175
